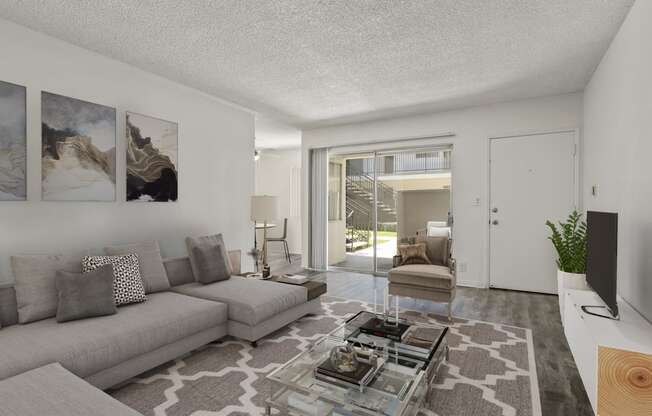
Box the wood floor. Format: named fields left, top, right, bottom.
left=268, top=252, right=594, bottom=416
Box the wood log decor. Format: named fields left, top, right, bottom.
left=598, top=346, right=652, bottom=415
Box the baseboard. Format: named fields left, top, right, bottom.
left=456, top=279, right=485, bottom=288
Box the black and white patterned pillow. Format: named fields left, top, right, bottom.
left=82, top=254, right=146, bottom=306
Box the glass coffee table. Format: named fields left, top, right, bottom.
left=266, top=310, right=448, bottom=416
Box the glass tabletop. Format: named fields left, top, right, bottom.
left=338, top=311, right=447, bottom=363
left=266, top=311, right=448, bottom=416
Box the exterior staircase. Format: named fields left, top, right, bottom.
left=344, top=167, right=397, bottom=251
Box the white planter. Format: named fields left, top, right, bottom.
left=557, top=270, right=588, bottom=318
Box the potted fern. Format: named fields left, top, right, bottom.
left=546, top=210, right=588, bottom=315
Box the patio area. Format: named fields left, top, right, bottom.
left=332, top=232, right=396, bottom=272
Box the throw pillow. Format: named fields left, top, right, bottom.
left=190, top=244, right=231, bottom=284
left=82, top=254, right=146, bottom=306
left=55, top=264, right=117, bottom=323
left=399, top=243, right=431, bottom=265
left=185, top=234, right=233, bottom=282
left=104, top=241, right=170, bottom=293
left=11, top=252, right=87, bottom=324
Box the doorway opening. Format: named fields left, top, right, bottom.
left=327, top=146, right=452, bottom=275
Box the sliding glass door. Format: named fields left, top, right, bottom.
left=327, top=146, right=452, bottom=274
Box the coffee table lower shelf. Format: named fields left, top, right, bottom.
left=265, top=379, right=428, bottom=416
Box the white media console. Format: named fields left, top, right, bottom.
left=562, top=289, right=652, bottom=413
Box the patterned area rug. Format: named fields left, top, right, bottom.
left=111, top=297, right=541, bottom=416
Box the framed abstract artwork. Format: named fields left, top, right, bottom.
left=126, top=112, right=178, bottom=202
left=41, top=91, right=116, bottom=201
left=0, top=80, right=26, bottom=201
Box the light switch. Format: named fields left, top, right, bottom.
left=591, top=185, right=598, bottom=197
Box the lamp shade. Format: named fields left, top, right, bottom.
left=251, top=195, right=279, bottom=222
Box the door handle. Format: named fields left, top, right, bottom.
left=492, top=207, right=498, bottom=213
left=492, top=220, right=499, bottom=225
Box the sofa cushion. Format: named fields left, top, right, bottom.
left=0, top=363, right=142, bottom=416
left=55, top=265, right=117, bottom=323
left=0, top=285, right=18, bottom=327
left=104, top=241, right=170, bottom=293
left=11, top=252, right=86, bottom=324
left=388, top=264, right=455, bottom=290
left=190, top=244, right=231, bottom=284
left=172, top=277, right=307, bottom=326
left=185, top=234, right=232, bottom=281
left=0, top=292, right=227, bottom=382
left=83, top=254, right=147, bottom=306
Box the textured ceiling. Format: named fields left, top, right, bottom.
left=0, top=0, right=634, bottom=129
left=255, top=116, right=301, bottom=149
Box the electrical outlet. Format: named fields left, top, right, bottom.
left=472, top=197, right=480, bottom=206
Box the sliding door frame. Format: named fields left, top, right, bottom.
left=327, top=141, right=455, bottom=276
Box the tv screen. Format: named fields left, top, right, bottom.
left=586, top=211, right=619, bottom=317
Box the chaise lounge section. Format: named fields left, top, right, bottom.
left=165, top=254, right=321, bottom=344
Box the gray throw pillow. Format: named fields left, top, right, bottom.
left=55, top=264, right=117, bottom=323
left=11, top=252, right=87, bottom=324
left=190, top=244, right=231, bottom=284
left=185, top=234, right=233, bottom=282
left=104, top=241, right=170, bottom=293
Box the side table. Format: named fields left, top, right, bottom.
left=239, top=273, right=327, bottom=301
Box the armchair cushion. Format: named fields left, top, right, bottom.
left=388, top=264, right=455, bottom=290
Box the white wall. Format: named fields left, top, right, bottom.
left=254, top=148, right=302, bottom=254
left=302, top=93, right=582, bottom=286
left=397, top=189, right=450, bottom=239
left=583, top=0, right=652, bottom=321
left=0, top=19, right=255, bottom=283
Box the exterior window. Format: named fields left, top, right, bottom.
left=329, top=162, right=342, bottom=221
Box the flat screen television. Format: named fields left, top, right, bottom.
left=586, top=211, right=619, bottom=318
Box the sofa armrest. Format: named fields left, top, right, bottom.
left=229, top=250, right=242, bottom=275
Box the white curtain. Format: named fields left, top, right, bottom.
left=310, top=148, right=329, bottom=270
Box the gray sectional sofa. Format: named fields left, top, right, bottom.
left=0, top=248, right=322, bottom=415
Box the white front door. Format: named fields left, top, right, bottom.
left=489, top=131, right=576, bottom=294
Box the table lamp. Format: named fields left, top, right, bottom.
left=251, top=195, right=279, bottom=277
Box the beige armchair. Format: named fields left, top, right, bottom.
left=388, top=234, right=456, bottom=320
